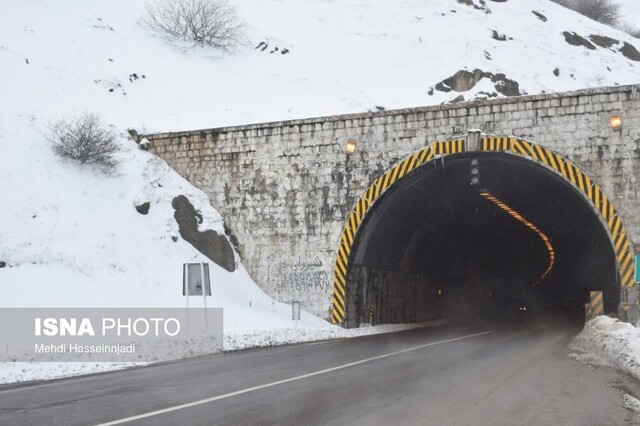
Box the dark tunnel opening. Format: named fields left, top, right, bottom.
left=344, top=152, right=619, bottom=327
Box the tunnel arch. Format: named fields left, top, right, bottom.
left=331, top=136, right=635, bottom=325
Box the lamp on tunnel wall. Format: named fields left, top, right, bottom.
left=609, top=115, right=623, bottom=131
left=345, top=139, right=357, bottom=155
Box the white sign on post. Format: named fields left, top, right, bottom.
left=183, top=263, right=211, bottom=298
left=183, top=263, right=212, bottom=334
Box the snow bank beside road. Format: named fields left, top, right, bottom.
left=224, top=320, right=445, bottom=351
left=569, top=316, right=640, bottom=381
left=0, top=362, right=141, bottom=385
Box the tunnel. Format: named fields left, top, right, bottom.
left=343, top=152, right=619, bottom=327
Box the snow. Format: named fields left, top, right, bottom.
left=569, top=316, right=640, bottom=381
left=0, top=362, right=140, bottom=385
left=569, top=316, right=640, bottom=414
left=616, top=0, right=640, bottom=35
left=623, top=393, right=640, bottom=416
left=0, top=121, right=328, bottom=330
left=0, top=118, right=341, bottom=383
left=1, top=0, right=640, bottom=384
left=1, top=0, right=639, bottom=133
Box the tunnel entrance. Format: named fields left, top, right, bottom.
left=331, top=138, right=633, bottom=327
left=345, top=152, right=617, bottom=326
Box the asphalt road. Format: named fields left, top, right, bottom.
left=1, top=321, right=639, bottom=425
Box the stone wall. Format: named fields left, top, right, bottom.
left=142, top=84, right=640, bottom=320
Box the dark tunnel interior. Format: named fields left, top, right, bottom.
left=345, top=152, right=619, bottom=327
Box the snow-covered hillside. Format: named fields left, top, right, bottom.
left=0, top=120, right=329, bottom=328
left=1, top=0, right=639, bottom=133
left=618, top=0, right=640, bottom=20
left=617, top=0, right=640, bottom=34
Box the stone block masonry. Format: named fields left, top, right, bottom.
left=142, top=84, right=640, bottom=320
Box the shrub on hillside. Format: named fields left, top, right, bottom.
left=622, top=24, right=640, bottom=39
left=140, top=0, right=244, bottom=52
left=48, top=113, right=119, bottom=173
left=553, top=0, right=620, bottom=26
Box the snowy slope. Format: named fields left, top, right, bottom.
left=617, top=0, right=640, bottom=34
left=618, top=0, right=640, bottom=18
left=0, top=0, right=639, bottom=134
left=0, top=118, right=330, bottom=330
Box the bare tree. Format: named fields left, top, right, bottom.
left=552, top=0, right=570, bottom=7
left=553, top=0, right=620, bottom=26
left=621, top=24, right=640, bottom=39
left=48, top=113, right=119, bottom=173
left=140, top=0, right=244, bottom=52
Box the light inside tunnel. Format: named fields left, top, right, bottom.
left=343, top=152, right=619, bottom=327
left=480, top=192, right=556, bottom=285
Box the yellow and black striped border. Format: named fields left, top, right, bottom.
left=331, top=139, right=465, bottom=324
left=589, top=291, right=604, bottom=318
left=482, top=136, right=635, bottom=290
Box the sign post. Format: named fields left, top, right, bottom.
left=292, top=301, right=301, bottom=329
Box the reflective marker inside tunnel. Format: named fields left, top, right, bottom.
left=342, top=152, right=619, bottom=327
left=480, top=191, right=556, bottom=285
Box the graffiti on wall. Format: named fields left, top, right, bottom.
left=271, top=257, right=331, bottom=292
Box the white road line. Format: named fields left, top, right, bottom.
left=0, top=343, right=334, bottom=395
left=96, top=330, right=494, bottom=425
